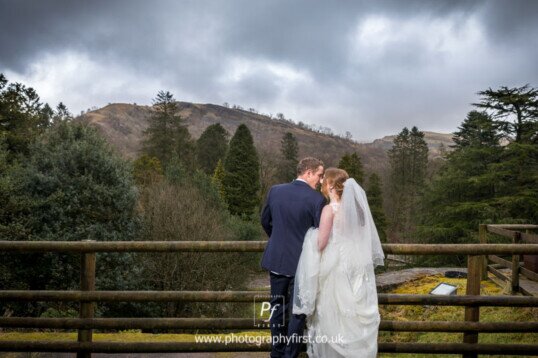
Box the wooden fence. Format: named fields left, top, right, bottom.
left=481, top=224, right=538, bottom=295
left=0, top=224, right=538, bottom=357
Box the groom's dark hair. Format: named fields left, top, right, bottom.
left=297, top=157, right=324, bottom=176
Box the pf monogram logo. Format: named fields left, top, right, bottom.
left=253, top=295, right=285, bottom=328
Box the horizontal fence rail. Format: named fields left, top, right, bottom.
left=1, top=224, right=537, bottom=357
left=487, top=224, right=538, bottom=244
left=487, top=224, right=538, bottom=229
left=1, top=317, right=537, bottom=333
left=1, top=341, right=538, bottom=355
left=1, top=291, right=538, bottom=306
left=483, top=224, right=538, bottom=296
left=1, top=241, right=538, bottom=254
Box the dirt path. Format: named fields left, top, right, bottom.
left=248, top=267, right=467, bottom=292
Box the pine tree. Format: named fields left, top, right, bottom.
left=39, top=104, right=54, bottom=129
left=473, top=85, right=538, bottom=144
left=388, top=127, right=410, bottom=190
left=196, top=123, right=229, bottom=175
left=277, top=132, right=299, bottom=182
left=367, top=173, right=387, bottom=242
left=489, top=142, right=538, bottom=223
left=338, top=152, right=364, bottom=184
left=418, top=111, right=503, bottom=263
left=408, top=126, right=428, bottom=189
left=52, top=102, right=72, bottom=124
left=170, top=113, right=195, bottom=170
left=222, top=124, right=260, bottom=217
left=470, top=87, right=538, bottom=222
left=142, top=91, right=194, bottom=167
left=387, top=128, right=410, bottom=236
left=387, top=127, right=428, bottom=239
left=452, top=110, right=502, bottom=148
left=418, top=91, right=537, bottom=264
left=212, top=159, right=226, bottom=202
left=0, top=73, right=50, bottom=159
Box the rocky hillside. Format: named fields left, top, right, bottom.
left=78, top=102, right=454, bottom=172
left=372, top=131, right=453, bottom=155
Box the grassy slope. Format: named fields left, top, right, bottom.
left=378, top=274, right=538, bottom=358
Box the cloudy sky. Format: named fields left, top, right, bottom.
left=1, top=0, right=537, bottom=141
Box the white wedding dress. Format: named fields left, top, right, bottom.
left=293, top=179, right=384, bottom=358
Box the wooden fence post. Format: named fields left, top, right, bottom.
left=511, top=232, right=521, bottom=294
left=462, top=255, right=482, bottom=358
left=78, top=240, right=96, bottom=358
left=479, top=224, right=488, bottom=280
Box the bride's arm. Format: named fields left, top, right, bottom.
left=317, top=205, right=334, bottom=252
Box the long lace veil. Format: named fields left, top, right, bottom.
left=333, top=178, right=384, bottom=267
left=293, top=178, right=384, bottom=316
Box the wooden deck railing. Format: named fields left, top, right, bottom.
left=1, top=224, right=538, bottom=357
left=481, top=224, right=538, bottom=295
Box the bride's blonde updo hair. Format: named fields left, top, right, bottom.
left=321, top=168, right=349, bottom=200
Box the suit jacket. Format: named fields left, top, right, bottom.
left=260, top=180, right=326, bottom=276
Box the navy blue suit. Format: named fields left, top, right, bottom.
left=260, top=180, right=325, bottom=358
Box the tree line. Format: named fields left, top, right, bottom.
left=138, top=90, right=387, bottom=232
left=2, top=69, right=534, bottom=319
left=385, top=85, right=537, bottom=265
left=1, top=78, right=383, bottom=320
left=0, top=77, right=258, bottom=320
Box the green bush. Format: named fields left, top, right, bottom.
left=0, top=121, right=142, bottom=317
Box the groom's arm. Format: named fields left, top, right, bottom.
left=260, top=188, right=273, bottom=237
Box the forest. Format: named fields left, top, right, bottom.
left=0, top=73, right=536, bottom=319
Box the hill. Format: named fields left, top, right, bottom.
left=78, top=102, right=454, bottom=172
left=372, top=131, right=453, bottom=155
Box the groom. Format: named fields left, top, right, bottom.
left=260, top=157, right=325, bottom=358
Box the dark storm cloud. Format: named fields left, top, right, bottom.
left=1, top=0, right=114, bottom=70
left=480, top=0, right=538, bottom=40
left=1, top=0, right=537, bottom=140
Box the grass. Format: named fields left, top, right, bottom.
left=378, top=274, right=538, bottom=358
left=1, top=274, right=536, bottom=358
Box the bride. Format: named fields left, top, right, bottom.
left=292, top=168, right=384, bottom=358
